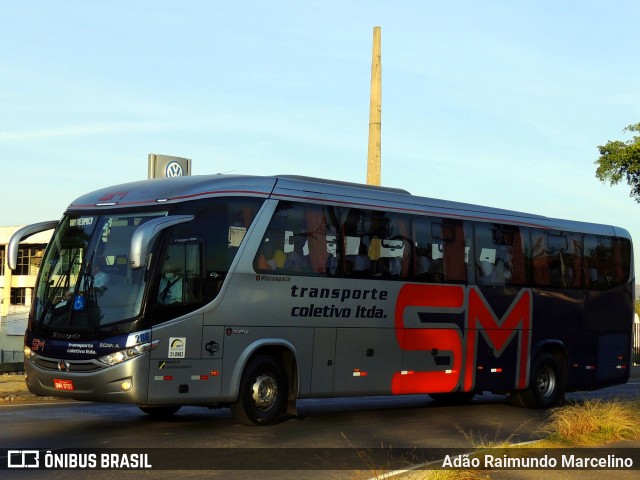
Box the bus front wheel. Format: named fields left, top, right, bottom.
left=231, top=354, right=288, bottom=426
left=508, top=352, right=564, bottom=409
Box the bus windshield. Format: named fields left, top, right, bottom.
left=34, top=212, right=166, bottom=333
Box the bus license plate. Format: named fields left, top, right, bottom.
left=53, top=379, right=74, bottom=391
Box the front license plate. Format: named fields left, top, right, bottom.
left=53, top=379, right=74, bottom=391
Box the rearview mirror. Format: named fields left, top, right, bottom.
left=129, top=215, right=194, bottom=269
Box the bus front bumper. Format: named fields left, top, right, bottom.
left=25, top=354, right=150, bottom=404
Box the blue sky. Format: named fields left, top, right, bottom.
left=1, top=1, right=639, bottom=278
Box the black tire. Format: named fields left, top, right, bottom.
left=139, top=405, right=181, bottom=418
left=508, top=352, right=564, bottom=409
left=231, top=354, right=288, bottom=426
left=428, top=392, right=475, bottom=405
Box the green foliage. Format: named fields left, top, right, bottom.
left=595, top=122, right=640, bottom=202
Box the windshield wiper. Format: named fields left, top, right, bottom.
left=40, top=250, right=80, bottom=326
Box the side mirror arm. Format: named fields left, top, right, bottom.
left=8, top=221, right=58, bottom=270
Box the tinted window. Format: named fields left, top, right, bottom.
left=584, top=234, right=617, bottom=290
left=340, top=208, right=410, bottom=280
left=153, top=197, right=264, bottom=325
left=166, top=197, right=263, bottom=302
left=612, top=237, right=632, bottom=286
left=413, top=217, right=470, bottom=283
left=532, top=230, right=582, bottom=289
left=475, top=224, right=528, bottom=286
left=157, top=242, right=202, bottom=305
left=255, top=201, right=340, bottom=276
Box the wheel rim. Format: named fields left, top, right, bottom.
left=536, top=364, right=556, bottom=398
left=251, top=374, right=278, bottom=411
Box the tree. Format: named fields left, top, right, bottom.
left=595, top=122, right=640, bottom=202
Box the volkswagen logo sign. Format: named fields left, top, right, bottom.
left=164, top=161, right=184, bottom=177
left=57, top=360, right=71, bottom=372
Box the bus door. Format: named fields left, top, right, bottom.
left=146, top=238, right=222, bottom=404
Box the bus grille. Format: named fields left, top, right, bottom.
left=33, top=357, right=102, bottom=372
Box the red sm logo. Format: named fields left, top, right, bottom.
left=392, top=284, right=532, bottom=395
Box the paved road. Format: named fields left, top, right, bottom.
left=1, top=375, right=638, bottom=479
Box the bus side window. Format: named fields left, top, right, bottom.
left=158, top=242, right=203, bottom=305
left=342, top=208, right=410, bottom=280
left=254, top=202, right=340, bottom=276
left=475, top=224, right=500, bottom=285
left=612, top=237, right=632, bottom=286
left=584, top=234, right=614, bottom=290
left=532, top=230, right=550, bottom=286
left=533, top=230, right=582, bottom=289
left=412, top=217, right=441, bottom=282
left=412, top=217, right=467, bottom=283
left=475, top=224, right=528, bottom=286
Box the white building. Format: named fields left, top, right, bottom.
left=0, top=226, right=53, bottom=361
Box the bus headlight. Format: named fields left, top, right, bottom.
left=24, top=345, right=36, bottom=359
left=98, top=340, right=159, bottom=366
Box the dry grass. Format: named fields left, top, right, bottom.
left=344, top=439, right=488, bottom=480
left=349, top=466, right=488, bottom=480
left=537, top=398, right=640, bottom=446
left=458, top=424, right=528, bottom=450
left=354, top=398, right=640, bottom=479
left=401, top=471, right=489, bottom=480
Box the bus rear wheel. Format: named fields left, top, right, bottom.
left=508, top=352, right=564, bottom=409
left=231, top=354, right=288, bottom=426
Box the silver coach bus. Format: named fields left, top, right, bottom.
left=10, top=175, right=635, bottom=425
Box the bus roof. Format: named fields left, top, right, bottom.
left=67, top=174, right=629, bottom=239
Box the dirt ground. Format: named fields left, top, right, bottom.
left=0, top=373, right=65, bottom=404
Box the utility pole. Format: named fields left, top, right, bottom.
left=366, top=26, right=382, bottom=186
